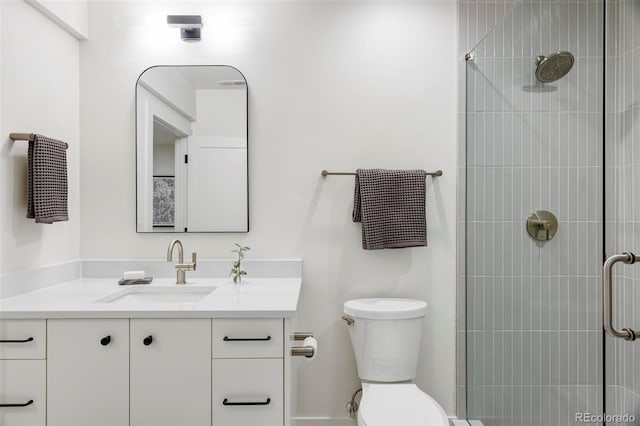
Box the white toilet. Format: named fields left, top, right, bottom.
left=343, top=298, right=449, bottom=426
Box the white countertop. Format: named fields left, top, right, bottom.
left=0, top=277, right=301, bottom=319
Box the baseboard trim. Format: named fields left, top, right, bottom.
left=291, top=417, right=356, bottom=426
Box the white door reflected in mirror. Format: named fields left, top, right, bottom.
left=136, top=65, right=248, bottom=233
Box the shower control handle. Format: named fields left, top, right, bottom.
left=526, top=211, right=558, bottom=242
left=603, top=252, right=638, bottom=341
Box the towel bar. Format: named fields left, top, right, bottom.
left=10, top=133, right=69, bottom=149
left=321, top=169, right=442, bottom=177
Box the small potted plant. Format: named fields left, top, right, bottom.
left=230, top=243, right=250, bottom=284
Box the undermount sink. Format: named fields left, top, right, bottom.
left=96, top=286, right=217, bottom=305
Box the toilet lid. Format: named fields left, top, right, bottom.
left=359, top=384, right=448, bottom=426
left=344, top=298, right=427, bottom=320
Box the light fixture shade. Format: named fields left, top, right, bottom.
left=167, top=15, right=203, bottom=42
left=167, top=15, right=202, bottom=28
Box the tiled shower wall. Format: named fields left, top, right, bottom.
left=606, top=0, right=640, bottom=423
left=463, top=0, right=604, bottom=425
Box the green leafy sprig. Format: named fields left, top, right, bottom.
left=230, top=243, right=251, bottom=283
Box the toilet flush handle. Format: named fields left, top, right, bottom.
left=341, top=315, right=354, bottom=326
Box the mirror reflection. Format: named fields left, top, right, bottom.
left=136, top=65, right=248, bottom=233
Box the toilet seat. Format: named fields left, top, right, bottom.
left=357, top=383, right=449, bottom=426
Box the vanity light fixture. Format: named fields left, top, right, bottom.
left=167, top=15, right=202, bottom=42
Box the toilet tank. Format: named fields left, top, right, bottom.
left=343, top=298, right=427, bottom=382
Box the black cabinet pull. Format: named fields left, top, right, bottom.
left=100, top=336, right=111, bottom=346
left=0, top=399, right=34, bottom=407
left=143, top=335, right=153, bottom=346
left=223, top=398, right=271, bottom=406
left=0, top=337, right=33, bottom=343
left=223, top=336, right=271, bottom=342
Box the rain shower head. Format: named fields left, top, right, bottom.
left=535, top=51, right=574, bottom=83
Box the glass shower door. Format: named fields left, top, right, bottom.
left=603, top=1, right=640, bottom=424
left=465, top=0, right=605, bottom=425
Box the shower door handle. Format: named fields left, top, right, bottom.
left=603, top=252, right=638, bottom=341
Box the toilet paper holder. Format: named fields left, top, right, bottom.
left=290, top=332, right=316, bottom=358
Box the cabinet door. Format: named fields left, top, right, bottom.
left=47, top=319, right=129, bottom=426
left=212, top=358, right=283, bottom=426
left=131, top=319, right=211, bottom=426
left=0, top=360, right=45, bottom=426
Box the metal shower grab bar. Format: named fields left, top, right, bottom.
left=603, top=252, right=638, bottom=341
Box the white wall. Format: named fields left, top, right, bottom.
left=26, top=0, right=88, bottom=39
left=80, top=0, right=458, bottom=419
left=139, top=67, right=197, bottom=120
left=153, top=144, right=174, bottom=176
left=192, top=89, right=246, bottom=137
left=0, top=0, right=81, bottom=280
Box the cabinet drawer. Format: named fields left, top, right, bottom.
left=0, top=360, right=46, bottom=426
left=212, top=358, right=283, bottom=426
left=0, top=320, right=46, bottom=359
left=212, top=319, right=283, bottom=358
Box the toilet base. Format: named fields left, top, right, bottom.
left=357, top=382, right=448, bottom=426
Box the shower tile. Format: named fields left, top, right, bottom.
left=510, top=277, right=524, bottom=331
left=567, top=4, right=579, bottom=58
left=607, top=1, right=618, bottom=57
left=457, top=222, right=466, bottom=277
left=498, top=115, right=511, bottom=167
left=587, top=114, right=602, bottom=167
left=475, top=114, right=485, bottom=165
left=623, top=0, right=634, bottom=56
left=623, top=165, right=633, bottom=221
left=567, top=330, right=579, bottom=384
left=585, top=4, right=601, bottom=58
left=632, top=112, right=640, bottom=167
left=459, top=2, right=470, bottom=55
left=502, top=61, right=513, bottom=110
left=511, top=59, right=524, bottom=112
left=633, top=0, right=640, bottom=52
left=576, top=168, right=589, bottom=221
left=457, top=331, right=467, bottom=381
left=502, top=10, right=513, bottom=57
left=567, top=113, right=579, bottom=168
left=632, top=48, right=640, bottom=107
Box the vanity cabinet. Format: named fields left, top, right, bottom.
left=47, top=319, right=129, bottom=426
left=0, top=320, right=46, bottom=426
left=0, top=317, right=291, bottom=426
left=130, top=319, right=211, bottom=426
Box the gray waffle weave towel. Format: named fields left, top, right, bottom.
left=27, top=135, right=69, bottom=224
left=352, top=169, right=427, bottom=249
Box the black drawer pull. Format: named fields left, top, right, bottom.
left=143, top=335, right=153, bottom=346
left=0, top=337, right=33, bottom=343
left=100, top=336, right=111, bottom=346
left=223, top=398, right=271, bottom=406
left=0, top=399, right=34, bottom=407
left=223, top=336, right=271, bottom=342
